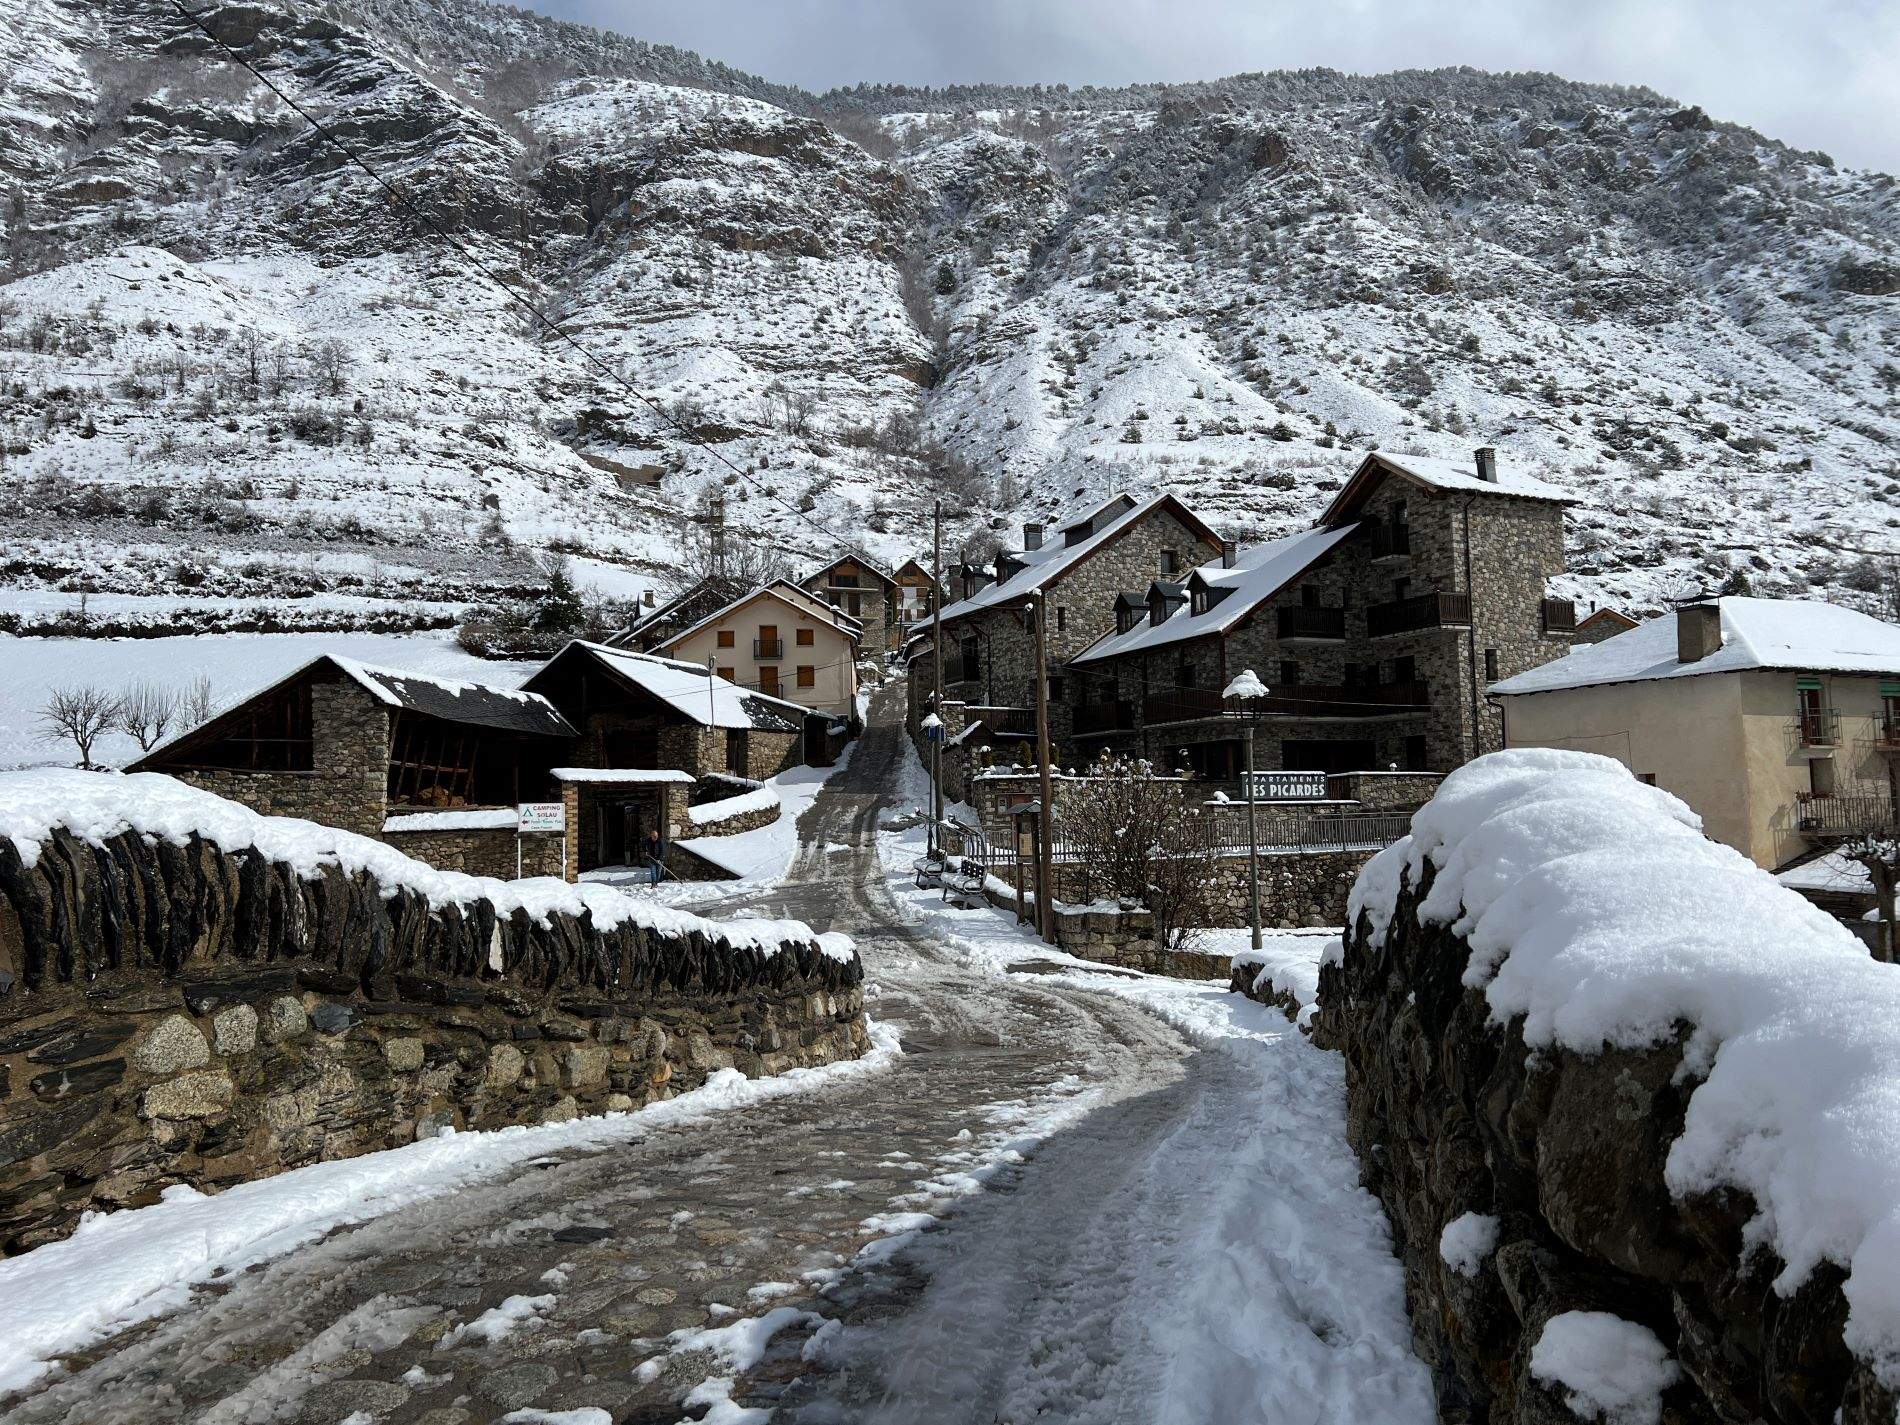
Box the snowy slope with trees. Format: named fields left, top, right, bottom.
left=0, top=0, right=1894, bottom=638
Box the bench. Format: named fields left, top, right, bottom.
left=943, top=861, right=986, bottom=908
left=913, top=854, right=947, bottom=890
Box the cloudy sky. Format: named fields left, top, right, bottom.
left=523, top=0, right=1899, bottom=173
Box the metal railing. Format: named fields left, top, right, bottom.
left=1143, top=687, right=1226, bottom=725
left=1541, top=598, right=1577, bottom=634
left=1797, top=707, right=1840, bottom=747
left=753, top=638, right=784, bottom=660
left=1145, top=682, right=1430, bottom=724
left=1370, top=525, right=1411, bottom=559
left=1879, top=713, right=1900, bottom=752
left=1366, top=590, right=1472, bottom=638
left=1795, top=792, right=1897, bottom=838
left=1276, top=605, right=1346, bottom=640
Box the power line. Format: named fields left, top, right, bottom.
left=162, top=0, right=853, bottom=553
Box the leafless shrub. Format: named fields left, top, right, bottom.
left=39, top=684, right=123, bottom=768
left=116, top=680, right=178, bottom=752
left=1056, top=753, right=1213, bottom=950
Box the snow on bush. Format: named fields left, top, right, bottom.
left=1437, top=1211, right=1500, bottom=1278
left=0, top=769, right=852, bottom=962
left=1346, top=748, right=1900, bottom=1370
left=1528, top=1311, right=1679, bottom=1425
left=686, top=785, right=780, bottom=828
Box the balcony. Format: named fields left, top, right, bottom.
left=1366, top=590, right=1472, bottom=639
left=945, top=660, right=980, bottom=685
left=1541, top=598, right=1577, bottom=636
left=1876, top=713, right=1900, bottom=753
left=1796, top=707, right=1841, bottom=748
left=753, top=638, right=784, bottom=660
left=1144, top=681, right=1430, bottom=725
left=1795, top=792, right=1898, bottom=839
left=1276, top=605, right=1346, bottom=641
left=1072, top=701, right=1136, bottom=736
left=969, top=705, right=1036, bottom=738
left=1370, top=525, right=1411, bottom=560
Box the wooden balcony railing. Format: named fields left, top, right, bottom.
left=1365, top=590, right=1472, bottom=638
left=1541, top=598, right=1577, bottom=635
left=1276, top=605, right=1346, bottom=641
left=969, top=706, right=1036, bottom=738
left=1144, top=681, right=1430, bottom=725
left=1370, top=525, right=1411, bottom=559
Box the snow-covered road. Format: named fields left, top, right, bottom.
left=0, top=686, right=1430, bottom=1424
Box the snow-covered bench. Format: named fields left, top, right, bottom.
left=943, top=860, right=986, bottom=908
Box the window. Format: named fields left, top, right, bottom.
left=1809, top=757, right=1836, bottom=797
left=1392, top=576, right=1411, bottom=601
left=1391, top=499, right=1408, bottom=529
left=717, top=666, right=735, bottom=682
left=960, top=636, right=980, bottom=680
left=797, top=665, right=816, bottom=688
left=1388, top=655, right=1417, bottom=685
left=847, top=593, right=862, bottom=617
left=716, top=629, right=734, bottom=649
left=724, top=729, right=746, bottom=775
left=1056, top=606, right=1068, bottom=631
left=1404, top=735, right=1428, bottom=771
left=1301, top=585, right=1322, bottom=608
left=1279, top=659, right=1300, bottom=686
left=1177, top=659, right=1196, bottom=689
left=1161, top=549, right=1178, bottom=574
left=1048, top=676, right=1065, bottom=701
left=797, top=628, right=814, bottom=646
left=759, top=665, right=780, bottom=696
left=1484, top=648, right=1500, bottom=682
left=1637, top=773, right=1657, bottom=786
left=757, top=624, right=780, bottom=659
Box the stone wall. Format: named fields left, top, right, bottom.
left=0, top=823, right=866, bottom=1254
left=1048, top=904, right=1231, bottom=979
left=1199, top=850, right=1373, bottom=928
left=1314, top=861, right=1898, bottom=1424
left=381, top=826, right=566, bottom=881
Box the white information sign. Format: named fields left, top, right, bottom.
left=1246, top=770, right=1328, bottom=802
left=517, top=802, right=566, bottom=833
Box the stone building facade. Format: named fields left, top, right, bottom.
left=801, top=553, right=898, bottom=654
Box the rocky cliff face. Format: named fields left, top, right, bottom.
left=0, top=0, right=1894, bottom=632
left=1315, top=864, right=1898, bottom=1424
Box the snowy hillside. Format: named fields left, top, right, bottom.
left=0, top=0, right=1895, bottom=637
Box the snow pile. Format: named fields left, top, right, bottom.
left=1347, top=748, right=1900, bottom=1369
left=438, top=1293, right=556, bottom=1349
left=1528, top=1311, right=1679, bottom=1425
left=1223, top=928, right=1338, bottom=1017
left=383, top=808, right=521, bottom=833
left=0, top=769, right=849, bottom=963
left=687, top=785, right=781, bottom=829
left=1438, top=1212, right=1500, bottom=1278
left=1222, top=669, right=1269, bottom=699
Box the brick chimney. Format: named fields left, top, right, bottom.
left=1676, top=600, right=1723, bottom=663
left=1024, top=522, right=1044, bottom=551
left=1474, top=446, right=1498, bottom=483
left=1221, top=539, right=1237, bottom=568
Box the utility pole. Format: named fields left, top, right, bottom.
left=1243, top=718, right=1263, bottom=955
left=930, top=500, right=944, bottom=859
left=1031, top=588, right=1056, bottom=944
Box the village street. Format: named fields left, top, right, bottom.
left=0, top=690, right=1428, bottom=1425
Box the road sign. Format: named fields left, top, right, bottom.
left=1246, top=770, right=1328, bottom=801
left=517, top=802, right=566, bottom=833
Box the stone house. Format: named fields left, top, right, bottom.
left=653, top=583, right=861, bottom=723
left=1062, top=447, right=1577, bottom=779
left=131, top=656, right=579, bottom=879
left=800, top=552, right=900, bottom=654
left=891, top=556, right=941, bottom=648
left=1573, top=605, right=1640, bottom=644
left=1490, top=596, right=1900, bottom=870
left=907, top=492, right=1224, bottom=744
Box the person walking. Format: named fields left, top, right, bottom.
left=643, top=825, right=666, bottom=886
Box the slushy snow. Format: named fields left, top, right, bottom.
left=1349, top=748, right=1900, bottom=1372
left=1528, top=1311, right=1680, bottom=1424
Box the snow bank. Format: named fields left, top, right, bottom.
left=1347, top=748, right=1900, bottom=1368
left=1528, top=1311, right=1679, bottom=1425
left=0, top=769, right=849, bottom=962
left=686, top=785, right=780, bottom=828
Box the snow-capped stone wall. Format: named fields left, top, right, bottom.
left=1316, top=750, right=1900, bottom=1424
left=0, top=772, right=868, bottom=1253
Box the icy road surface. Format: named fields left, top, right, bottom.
left=0, top=688, right=1430, bottom=1425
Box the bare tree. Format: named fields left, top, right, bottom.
left=180, top=674, right=216, bottom=729
left=116, top=680, right=178, bottom=752
left=308, top=336, right=351, bottom=396
left=40, top=685, right=123, bottom=768
left=1844, top=834, right=1899, bottom=964
left=1056, top=753, right=1214, bottom=951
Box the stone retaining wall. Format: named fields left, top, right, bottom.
left=0, top=824, right=866, bottom=1254
left=1048, top=904, right=1230, bottom=979
left=381, top=825, right=566, bottom=880
left=1314, top=862, right=1899, bottom=1423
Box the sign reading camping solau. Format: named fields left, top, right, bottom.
left=1246, top=770, right=1328, bottom=801
left=517, top=802, right=566, bottom=833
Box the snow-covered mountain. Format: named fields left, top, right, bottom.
left=1, top=0, right=1895, bottom=636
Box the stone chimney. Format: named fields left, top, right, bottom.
left=1474, top=446, right=1498, bottom=483
left=1024, top=522, right=1044, bottom=551
left=1221, top=539, right=1237, bottom=569
left=643, top=589, right=655, bottom=607
left=1676, top=600, right=1723, bottom=663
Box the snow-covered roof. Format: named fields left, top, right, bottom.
left=1775, top=849, right=1875, bottom=897
left=1071, top=524, right=1358, bottom=664
left=935, top=493, right=1215, bottom=624
left=328, top=657, right=576, bottom=737
left=1321, top=449, right=1574, bottom=526
left=552, top=767, right=696, bottom=784
left=535, top=642, right=809, bottom=733
left=767, top=579, right=863, bottom=632
left=802, top=550, right=895, bottom=587
left=1490, top=597, right=1900, bottom=696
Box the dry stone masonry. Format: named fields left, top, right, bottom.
left=0, top=784, right=868, bottom=1254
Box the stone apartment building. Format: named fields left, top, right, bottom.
left=800, top=553, right=900, bottom=654
left=907, top=492, right=1225, bottom=744
left=891, top=557, right=940, bottom=648
left=1062, top=449, right=1578, bottom=776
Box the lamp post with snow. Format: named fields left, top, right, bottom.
left=1224, top=669, right=1269, bottom=955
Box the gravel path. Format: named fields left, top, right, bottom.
left=2, top=687, right=1210, bottom=1425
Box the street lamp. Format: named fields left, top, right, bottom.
left=1223, top=669, right=1269, bottom=954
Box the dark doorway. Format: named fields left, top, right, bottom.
left=1281, top=738, right=1377, bottom=774
left=593, top=793, right=657, bottom=869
